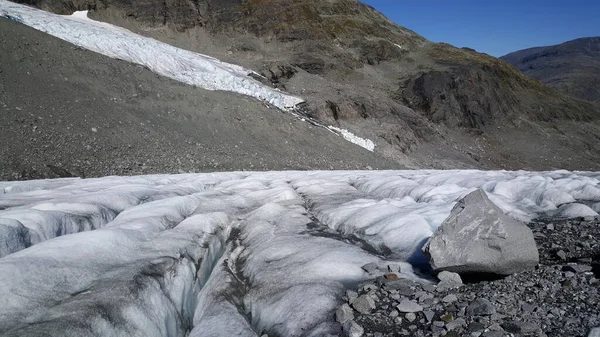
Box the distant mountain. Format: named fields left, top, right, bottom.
left=501, top=37, right=600, bottom=102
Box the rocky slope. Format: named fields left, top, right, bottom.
left=340, top=217, right=600, bottom=337
left=501, top=37, right=600, bottom=102
left=0, top=18, right=399, bottom=180
left=7, top=0, right=600, bottom=171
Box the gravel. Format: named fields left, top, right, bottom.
left=337, top=218, right=600, bottom=337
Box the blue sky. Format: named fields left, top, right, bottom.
left=361, top=0, right=600, bottom=57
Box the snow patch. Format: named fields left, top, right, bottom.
left=0, top=2, right=304, bottom=110
left=328, top=126, right=375, bottom=151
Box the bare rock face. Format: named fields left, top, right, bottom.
left=422, top=189, right=539, bottom=275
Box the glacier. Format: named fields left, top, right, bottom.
left=0, top=0, right=304, bottom=110
left=0, top=170, right=599, bottom=336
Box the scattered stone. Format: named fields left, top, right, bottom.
left=336, top=304, right=354, bottom=324
left=433, top=321, right=445, bottom=328
left=556, top=250, right=567, bottom=261
left=440, top=313, right=454, bottom=323
left=469, top=322, right=486, bottom=332
left=437, top=271, right=463, bottom=287
left=466, top=298, right=496, bottom=316
left=442, top=294, right=458, bottom=303
left=422, top=189, right=539, bottom=275
left=423, top=310, right=435, bottom=322
left=342, top=320, right=364, bottom=337
left=563, top=264, right=593, bottom=273
left=405, top=312, right=416, bottom=322
left=487, top=323, right=504, bottom=331
left=352, top=295, right=375, bottom=314
left=482, top=331, right=504, bottom=337
left=361, top=263, right=378, bottom=273
left=346, top=290, right=358, bottom=304
left=396, top=299, right=423, bottom=313
left=445, top=318, right=466, bottom=331
left=501, top=321, right=539, bottom=334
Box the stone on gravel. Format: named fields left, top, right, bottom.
left=445, top=318, right=466, bottom=331
left=352, top=295, right=376, bottom=314
left=342, top=320, right=364, bottom=337
left=422, top=189, right=539, bottom=275
left=469, top=322, right=486, bottom=332
left=438, top=270, right=463, bottom=284
left=466, top=298, right=496, bottom=316
left=563, top=264, right=593, bottom=273
left=396, top=299, right=423, bottom=313
left=442, top=294, right=458, bottom=303
left=336, top=303, right=354, bottom=323
left=501, top=321, right=539, bottom=334
left=381, top=279, right=414, bottom=294
left=346, top=290, right=358, bottom=304
left=556, top=250, right=567, bottom=261
left=405, top=312, right=416, bottom=322
left=482, top=331, right=504, bottom=337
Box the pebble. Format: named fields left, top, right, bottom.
left=396, top=299, right=423, bottom=313
left=442, top=294, right=458, bottom=303
left=343, top=320, right=364, bottom=337
left=466, top=298, right=496, bottom=316
left=437, top=271, right=463, bottom=285
left=445, top=318, right=466, bottom=331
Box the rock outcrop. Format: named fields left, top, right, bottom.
left=422, top=189, right=539, bottom=275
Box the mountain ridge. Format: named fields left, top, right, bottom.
left=501, top=37, right=600, bottom=102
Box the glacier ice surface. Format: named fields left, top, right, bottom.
left=1, top=170, right=599, bottom=336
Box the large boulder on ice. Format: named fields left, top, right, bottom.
left=422, top=189, right=539, bottom=276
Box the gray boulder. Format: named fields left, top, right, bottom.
left=466, top=298, right=496, bottom=316
left=351, top=295, right=375, bottom=314
left=422, top=189, right=539, bottom=275
left=342, top=320, right=364, bottom=337
left=336, top=304, right=354, bottom=324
